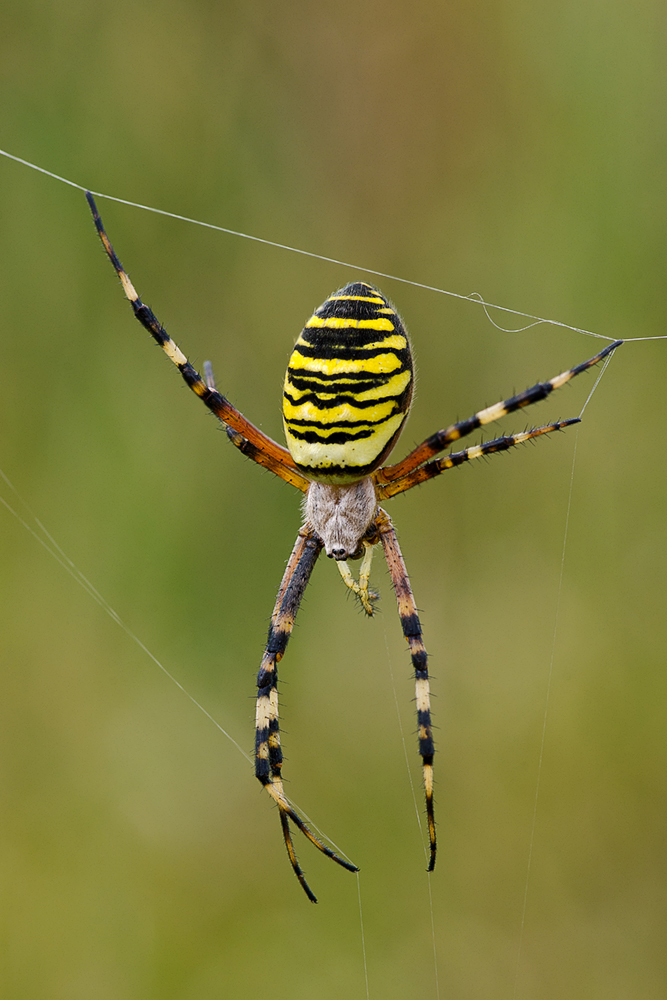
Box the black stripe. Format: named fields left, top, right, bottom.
left=266, top=624, right=291, bottom=655
left=257, top=663, right=277, bottom=687
left=180, top=362, right=205, bottom=390
left=286, top=412, right=399, bottom=429
left=267, top=718, right=282, bottom=769
left=132, top=299, right=169, bottom=345
left=325, top=281, right=382, bottom=298
left=255, top=755, right=270, bottom=784
left=292, top=343, right=409, bottom=363
left=284, top=390, right=404, bottom=410
left=287, top=376, right=389, bottom=393
left=287, top=368, right=395, bottom=385
left=316, top=299, right=391, bottom=322
left=412, top=649, right=428, bottom=671
left=300, top=326, right=398, bottom=348
left=295, top=458, right=386, bottom=477
left=431, top=415, right=481, bottom=449
left=287, top=427, right=375, bottom=444
left=400, top=612, right=422, bottom=637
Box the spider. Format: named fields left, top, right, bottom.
left=86, top=191, right=620, bottom=902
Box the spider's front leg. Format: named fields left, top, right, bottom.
left=375, top=508, right=437, bottom=871
left=86, top=192, right=310, bottom=492
left=375, top=338, right=622, bottom=494
left=256, top=524, right=359, bottom=903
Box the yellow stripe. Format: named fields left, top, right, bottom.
left=285, top=422, right=385, bottom=439
left=327, top=295, right=385, bottom=303
left=415, top=678, right=430, bottom=712
left=305, top=316, right=395, bottom=332
left=284, top=412, right=406, bottom=471
left=356, top=334, right=406, bottom=351
left=285, top=369, right=411, bottom=403
left=162, top=338, right=188, bottom=368
left=350, top=369, right=410, bottom=400
left=289, top=351, right=402, bottom=375
left=283, top=398, right=398, bottom=423
left=256, top=694, right=273, bottom=728
left=477, top=401, right=508, bottom=425
left=551, top=369, right=574, bottom=389
left=119, top=271, right=138, bottom=302
left=296, top=333, right=406, bottom=352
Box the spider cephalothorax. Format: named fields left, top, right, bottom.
left=304, top=478, right=377, bottom=560
left=87, top=191, right=621, bottom=902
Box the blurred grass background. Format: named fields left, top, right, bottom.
left=1, top=0, right=666, bottom=997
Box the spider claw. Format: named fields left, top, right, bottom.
left=357, top=586, right=379, bottom=616
left=283, top=801, right=359, bottom=873
left=279, top=808, right=319, bottom=903
left=265, top=780, right=358, bottom=901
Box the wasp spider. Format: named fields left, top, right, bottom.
left=86, top=192, right=621, bottom=902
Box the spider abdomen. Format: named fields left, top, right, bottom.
left=283, top=282, right=413, bottom=484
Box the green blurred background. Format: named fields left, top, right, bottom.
left=1, top=1, right=666, bottom=997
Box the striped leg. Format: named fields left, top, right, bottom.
left=376, top=509, right=436, bottom=871
left=256, top=525, right=359, bottom=902
left=376, top=339, right=622, bottom=488
left=86, top=192, right=310, bottom=492
left=379, top=418, right=578, bottom=499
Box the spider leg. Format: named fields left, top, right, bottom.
left=203, top=360, right=217, bottom=391
left=376, top=339, right=622, bottom=488
left=380, top=418, right=579, bottom=498
left=336, top=541, right=378, bottom=616
left=85, top=192, right=310, bottom=493
left=256, top=524, right=359, bottom=902
left=375, top=508, right=436, bottom=871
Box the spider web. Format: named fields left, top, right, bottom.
left=0, top=146, right=643, bottom=1000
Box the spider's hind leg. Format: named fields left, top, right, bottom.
left=255, top=525, right=359, bottom=902
left=376, top=508, right=437, bottom=871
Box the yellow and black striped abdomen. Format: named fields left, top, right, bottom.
left=283, top=282, right=413, bottom=483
